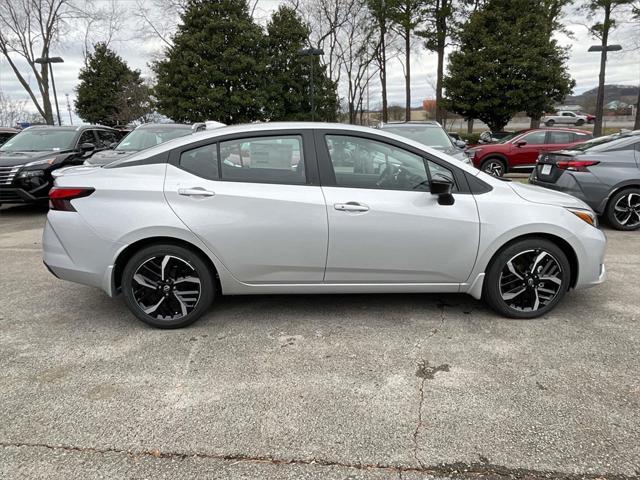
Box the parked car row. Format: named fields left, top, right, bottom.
left=0, top=122, right=213, bottom=206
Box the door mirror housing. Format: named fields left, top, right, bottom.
left=79, top=142, right=96, bottom=157
left=430, top=179, right=455, bottom=205
left=454, top=139, right=467, bottom=149
left=515, top=140, right=527, bottom=147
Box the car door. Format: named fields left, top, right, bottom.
left=164, top=131, right=328, bottom=284
left=72, top=130, right=99, bottom=163
left=316, top=131, right=480, bottom=284
left=509, top=130, right=548, bottom=168
left=560, top=112, right=575, bottom=124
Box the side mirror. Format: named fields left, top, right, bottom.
left=479, top=131, right=492, bottom=143
left=430, top=179, right=455, bottom=205
left=515, top=141, right=527, bottom=147
left=108, top=142, right=119, bottom=149
left=79, top=142, right=96, bottom=155
left=454, top=139, right=467, bottom=148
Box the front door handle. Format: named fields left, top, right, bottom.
left=334, top=202, right=369, bottom=212
left=178, top=187, right=215, bottom=197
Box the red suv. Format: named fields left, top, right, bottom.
left=469, top=128, right=592, bottom=176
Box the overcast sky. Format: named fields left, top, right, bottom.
left=1, top=0, right=638, bottom=125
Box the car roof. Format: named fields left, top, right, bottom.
left=136, top=123, right=193, bottom=130
left=380, top=121, right=442, bottom=128
left=514, top=127, right=592, bottom=135
left=24, top=124, right=116, bottom=131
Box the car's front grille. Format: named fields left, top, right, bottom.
left=0, top=165, right=21, bottom=185
left=0, top=189, right=24, bottom=203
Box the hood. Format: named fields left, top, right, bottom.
left=0, top=150, right=66, bottom=167
left=84, top=149, right=137, bottom=166
left=508, top=181, right=591, bottom=210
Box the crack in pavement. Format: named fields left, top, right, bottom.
left=411, top=302, right=449, bottom=467
left=1, top=441, right=637, bottom=479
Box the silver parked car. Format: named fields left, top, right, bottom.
left=378, top=121, right=472, bottom=165
left=530, top=131, right=640, bottom=230
left=43, top=123, right=606, bottom=328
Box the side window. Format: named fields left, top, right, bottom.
left=96, top=130, right=119, bottom=148
left=548, top=131, right=575, bottom=144
left=427, top=160, right=456, bottom=187
left=561, top=112, right=573, bottom=117
left=325, top=135, right=431, bottom=191
left=179, top=143, right=219, bottom=180
left=520, top=131, right=547, bottom=145
left=77, top=130, right=96, bottom=146
left=219, top=135, right=305, bottom=185
left=575, top=133, right=592, bottom=142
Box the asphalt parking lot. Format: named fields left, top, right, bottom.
left=1, top=204, right=639, bottom=479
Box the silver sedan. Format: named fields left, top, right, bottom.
left=43, top=123, right=606, bottom=328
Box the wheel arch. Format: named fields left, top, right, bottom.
left=603, top=183, right=640, bottom=212
left=112, top=236, right=222, bottom=295
left=484, top=232, right=579, bottom=290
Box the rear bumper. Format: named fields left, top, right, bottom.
left=42, top=213, right=120, bottom=296
left=529, top=170, right=603, bottom=214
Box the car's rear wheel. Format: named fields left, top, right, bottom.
left=481, top=158, right=506, bottom=177
left=122, top=244, right=215, bottom=328
left=484, top=238, right=570, bottom=319
left=545, top=120, right=555, bottom=127
left=606, top=188, right=640, bottom=231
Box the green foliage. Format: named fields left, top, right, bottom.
left=264, top=6, right=338, bottom=121
left=459, top=132, right=481, bottom=144
left=75, top=43, right=152, bottom=126
left=153, top=0, right=267, bottom=124
left=443, top=0, right=575, bottom=131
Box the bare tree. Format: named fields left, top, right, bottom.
left=0, top=91, right=44, bottom=126
left=79, top=0, right=126, bottom=61
left=0, top=0, right=83, bottom=124
left=335, top=0, right=379, bottom=123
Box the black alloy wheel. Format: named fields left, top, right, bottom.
left=122, top=244, right=215, bottom=328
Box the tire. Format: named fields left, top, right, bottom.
left=605, top=188, right=640, bottom=231
left=483, top=238, right=571, bottom=319
left=122, top=244, right=215, bottom=328
left=545, top=120, right=555, bottom=127
left=481, top=158, right=506, bottom=177
left=575, top=119, right=585, bottom=126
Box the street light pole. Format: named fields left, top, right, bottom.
left=588, top=44, right=622, bottom=137
left=35, top=56, right=64, bottom=126
left=298, top=48, right=324, bottom=121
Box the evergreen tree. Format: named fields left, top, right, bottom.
left=265, top=6, right=338, bottom=121
left=443, top=0, right=575, bottom=132
left=153, top=0, right=267, bottom=124
left=75, top=43, right=151, bottom=126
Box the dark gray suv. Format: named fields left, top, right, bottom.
left=530, top=131, right=640, bottom=230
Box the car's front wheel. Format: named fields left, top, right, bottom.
left=545, top=120, right=555, bottom=127
left=606, top=188, right=640, bottom=231
left=481, top=158, right=506, bottom=177
left=575, top=119, right=585, bottom=126
left=483, top=238, right=570, bottom=319
left=122, top=244, right=215, bottom=328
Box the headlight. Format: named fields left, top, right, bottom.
left=567, top=208, right=598, bottom=228
left=24, top=157, right=56, bottom=167
left=18, top=170, right=45, bottom=178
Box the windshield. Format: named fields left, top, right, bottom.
left=382, top=125, right=454, bottom=149
left=116, top=126, right=192, bottom=152
left=497, top=130, right=528, bottom=144
left=0, top=129, right=76, bottom=152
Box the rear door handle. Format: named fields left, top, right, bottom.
left=334, top=202, right=369, bottom=212
left=178, top=187, right=215, bottom=197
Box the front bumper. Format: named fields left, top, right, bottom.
left=0, top=186, right=49, bottom=204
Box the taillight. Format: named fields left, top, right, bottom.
left=49, top=187, right=94, bottom=211
left=556, top=160, right=599, bottom=172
